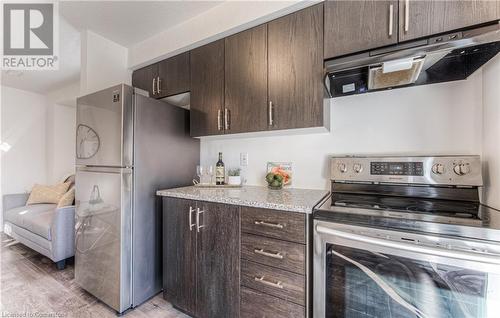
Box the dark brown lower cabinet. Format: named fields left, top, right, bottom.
left=162, top=197, right=240, bottom=318
left=239, top=208, right=308, bottom=318
left=196, top=201, right=240, bottom=318
left=241, top=287, right=305, bottom=318
left=162, top=197, right=196, bottom=314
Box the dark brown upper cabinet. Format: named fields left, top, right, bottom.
left=132, top=63, right=158, bottom=97
left=135, top=4, right=327, bottom=137
left=190, top=40, right=225, bottom=137
left=268, top=3, right=324, bottom=130
left=399, top=0, right=499, bottom=42
left=324, top=0, right=398, bottom=59
left=162, top=197, right=240, bottom=318
left=132, top=53, right=190, bottom=99
left=224, top=25, right=268, bottom=134
left=324, top=0, right=499, bottom=59
left=157, top=51, right=190, bottom=98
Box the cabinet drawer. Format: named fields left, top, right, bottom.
left=241, top=233, right=305, bottom=274
left=241, top=207, right=306, bottom=243
left=241, top=260, right=305, bottom=306
left=241, top=287, right=304, bottom=318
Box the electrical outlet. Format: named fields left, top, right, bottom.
left=240, top=153, right=249, bottom=166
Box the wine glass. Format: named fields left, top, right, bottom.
left=206, top=166, right=214, bottom=185
left=196, top=165, right=204, bottom=184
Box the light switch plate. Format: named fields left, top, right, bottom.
left=240, top=153, right=249, bottom=166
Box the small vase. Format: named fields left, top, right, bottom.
left=228, top=176, right=242, bottom=186
left=267, top=184, right=283, bottom=190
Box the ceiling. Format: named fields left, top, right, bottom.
left=2, top=1, right=223, bottom=95
left=59, top=1, right=223, bottom=47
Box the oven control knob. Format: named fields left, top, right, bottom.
left=338, top=163, right=348, bottom=173
left=431, top=163, right=445, bottom=175
left=353, top=163, right=363, bottom=173
left=453, top=163, right=470, bottom=176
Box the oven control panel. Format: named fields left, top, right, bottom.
left=331, top=156, right=482, bottom=186
left=371, top=162, right=424, bottom=176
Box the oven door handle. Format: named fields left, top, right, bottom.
left=316, top=225, right=500, bottom=265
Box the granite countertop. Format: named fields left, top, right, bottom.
left=156, top=185, right=329, bottom=214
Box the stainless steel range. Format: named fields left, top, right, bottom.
left=313, top=155, right=500, bottom=318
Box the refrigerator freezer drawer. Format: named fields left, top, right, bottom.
left=75, top=166, right=132, bottom=313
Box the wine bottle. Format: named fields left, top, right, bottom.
left=216, top=152, right=225, bottom=185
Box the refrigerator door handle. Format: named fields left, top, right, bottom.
left=76, top=166, right=132, bottom=174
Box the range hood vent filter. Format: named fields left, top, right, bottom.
left=368, top=57, right=425, bottom=90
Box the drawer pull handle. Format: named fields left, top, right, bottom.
left=254, top=248, right=284, bottom=259
left=254, top=276, right=283, bottom=289
left=254, top=220, right=284, bottom=229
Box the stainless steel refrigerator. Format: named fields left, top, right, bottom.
left=74, top=84, right=199, bottom=313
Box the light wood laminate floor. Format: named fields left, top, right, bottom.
left=0, top=234, right=189, bottom=318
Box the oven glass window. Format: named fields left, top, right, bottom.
left=326, top=244, right=493, bottom=318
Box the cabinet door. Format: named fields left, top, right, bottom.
left=224, top=25, right=268, bottom=134
left=399, top=0, right=499, bottom=42
left=190, top=40, right=225, bottom=137
left=196, top=202, right=240, bottom=318
left=324, top=0, right=398, bottom=59
left=268, top=3, right=324, bottom=130
left=157, top=52, right=190, bottom=98
left=162, top=197, right=197, bottom=315
left=132, top=64, right=157, bottom=97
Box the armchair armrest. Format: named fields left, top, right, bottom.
left=3, top=193, right=30, bottom=213
left=51, top=205, right=76, bottom=261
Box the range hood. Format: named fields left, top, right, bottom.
left=160, top=92, right=190, bottom=109
left=325, top=22, right=500, bottom=98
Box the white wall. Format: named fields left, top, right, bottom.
left=0, top=85, right=77, bottom=229
left=0, top=83, right=3, bottom=227
left=481, top=54, right=500, bottom=210
left=46, top=103, right=76, bottom=184
left=81, top=30, right=130, bottom=95
left=1, top=86, right=49, bottom=194
left=45, top=82, right=78, bottom=184
left=201, top=73, right=483, bottom=190
left=47, top=81, right=80, bottom=107
left=129, top=1, right=317, bottom=69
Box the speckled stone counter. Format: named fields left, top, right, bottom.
left=156, top=185, right=329, bottom=214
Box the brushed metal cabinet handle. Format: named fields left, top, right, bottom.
left=268, top=101, right=274, bottom=126
left=254, top=220, right=284, bottom=229
left=254, top=248, right=284, bottom=260
left=388, top=4, right=394, bottom=36
left=254, top=276, right=284, bottom=289
left=152, top=77, right=156, bottom=95
left=157, top=76, right=161, bottom=95
left=404, top=0, right=410, bottom=32
left=196, top=208, right=205, bottom=233
left=224, top=108, right=230, bottom=130
left=217, top=109, right=223, bottom=131
left=188, top=206, right=195, bottom=231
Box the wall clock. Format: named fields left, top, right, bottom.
left=76, top=124, right=100, bottom=159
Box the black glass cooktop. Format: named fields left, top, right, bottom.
left=329, top=192, right=480, bottom=219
